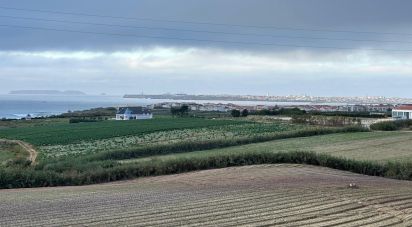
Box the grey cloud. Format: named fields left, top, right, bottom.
left=1, top=1, right=412, bottom=97
left=0, top=0, right=412, bottom=52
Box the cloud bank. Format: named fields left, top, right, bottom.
left=1, top=0, right=412, bottom=97
left=1, top=47, right=411, bottom=96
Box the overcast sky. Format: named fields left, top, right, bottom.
left=1, top=0, right=412, bottom=97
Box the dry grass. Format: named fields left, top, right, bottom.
left=0, top=140, right=29, bottom=166
left=1, top=164, right=412, bottom=226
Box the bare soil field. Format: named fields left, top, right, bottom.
left=1, top=164, right=412, bottom=226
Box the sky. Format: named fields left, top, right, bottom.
left=0, top=0, right=412, bottom=97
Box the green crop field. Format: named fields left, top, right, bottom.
left=1, top=164, right=411, bottom=226
left=0, top=118, right=246, bottom=146
left=157, top=131, right=412, bottom=162
left=38, top=122, right=304, bottom=158
left=121, top=131, right=412, bottom=168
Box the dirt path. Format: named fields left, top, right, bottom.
left=0, top=139, right=37, bottom=165
left=15, top=140, right=37, bottom=165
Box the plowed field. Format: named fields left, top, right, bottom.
left=1, top=164, right=412, bottom=226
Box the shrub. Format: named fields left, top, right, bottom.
left=69, top=118, right=100, bottom=124
left=370, top=120, right=412, bottom=131
left=4, top=150, right=412, bottom=189
left=241, top=109, right=249, bottom=117
left=231, top=109, right=241, bottom=117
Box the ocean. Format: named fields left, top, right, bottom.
left=0, top=94, right=339, bottom=119
left=0, top=95, right=148, bottom=119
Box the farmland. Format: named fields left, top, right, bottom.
left=0, top=117, right=248, bottom=146
left=1, top=116, right=412, bottom=226
left=153, top=131, right=412, bottom=163
left=38, top=122, right=305, bottom=158
left=1, top=115, right=411, bottom=189
left=1, top=164, right=412, bottom=226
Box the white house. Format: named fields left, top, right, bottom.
left=24, top=114, right=32, bottom=120
left=392, top=105, right=412, bottom=120
left=115, top=107, right=153, bottom=120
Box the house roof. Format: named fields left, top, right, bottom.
left=117, top=107, right=151, bottom=115
left=393, top=105, right=412, bottom=111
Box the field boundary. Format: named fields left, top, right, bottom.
left=87, top=126, right=367, bottom=161
left=2, top=150, right=411, bottom=189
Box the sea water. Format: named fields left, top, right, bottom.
left=0, top=94, right=341, bottom=119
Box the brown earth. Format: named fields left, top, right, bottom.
left=1, top=164, right=412, bottom=226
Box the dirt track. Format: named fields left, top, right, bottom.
left=1, top=164, right=412, bottom=226
left=0, top=139, right=37, bottom=165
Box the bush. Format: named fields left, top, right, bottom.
left=171, top=105, right=189, bottom=117
left=241, top=109, right=249, bottom=117
left=310, top=111, right=387, bottom=118
left=231, top=109, right=241, bottom=117
left=69, top=118, right=100, bottom=124
left=4, top=149, right=412, bottom=189
left=60, top=107, right=117, bottom=118
left=370, top=120, right=412, bottom=131
left=253, top=108, right=306, bottom=116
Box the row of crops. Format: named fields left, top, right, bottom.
left=1, top=165, right=410, bottom=226
left=0, top=118, right=246, bottom=146
left=39, top=122, right=304, bottom=158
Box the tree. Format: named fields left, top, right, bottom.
left=241, top=109, right=249, bottom=117
left=180, top=105, right=189, bottom=116
left=231, top=109, right=241, bottom=117
left=171, top=105, right=190, bottom=117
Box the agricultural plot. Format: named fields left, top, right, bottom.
left=0, top=118, right=246, bottom=146
left=151, top=131, right=412, bottom=163
left=1, top=164, right=412, bottom=226
left=38, top=122, right=302, bottom=158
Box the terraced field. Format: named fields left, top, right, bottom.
left=147, top=131, right=412, bottom=163
left=1, top=164, right=412, bottom=226
left=38, top=122, right=300, bottom=158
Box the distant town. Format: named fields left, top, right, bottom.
left=148, top=101, right=395, bottom=115
left=124, top=93, right=412, bottom=105
left=123, top=93, right=412, bottom=116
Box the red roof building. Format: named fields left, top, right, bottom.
left=392, top=105, right=412, bottom=119
left=394, top=105, right=412, bottom=111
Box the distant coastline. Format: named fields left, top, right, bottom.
left=9, top=90, right=86, bottom=96
left=124, top=94, right=412, bottom=105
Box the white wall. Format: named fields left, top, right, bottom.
left=392, top=110, right=412, bottom=119
left=115, top=114, right=152, bottom=120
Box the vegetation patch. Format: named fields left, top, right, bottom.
left=38, top=122, right=304, bottom=158
left=370, top=120, right=412, bottom=131
left=184, top=131, right=412, bottom=162
left=0, top=117, right=246, bottom=146
left=85, top=126, right=366, bottom=161
left=2, top=149, right=411, bottom=189
left=0, top=141, right=30, bottom=167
